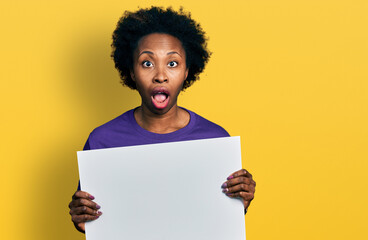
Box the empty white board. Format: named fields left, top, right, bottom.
left=78, top=136, right=245, bottom=240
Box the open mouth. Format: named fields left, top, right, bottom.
left=153, top=92, right=168, bottom=103
left=151, top=88, right=170, bottom=109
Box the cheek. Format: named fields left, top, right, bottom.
left=134, top=78, right=147, bottom=96
left=135, top=72, right=151, bottom=88
left=170, top=68, right=187, bottom=81
left=173, top=77, right=185, bottom=94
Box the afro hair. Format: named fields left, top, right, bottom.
left=111, top=6, right=211, bottom=90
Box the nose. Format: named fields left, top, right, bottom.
left=153, top=65, right=168, bottom=83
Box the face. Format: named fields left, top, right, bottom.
left=130, top=33, right=189, bottom=115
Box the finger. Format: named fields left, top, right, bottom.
left=222, top=176, right=252, bottom=188
left=72, top=191, right=95, bottom=200
left=72, top=214, right=100, bottom=224
left=69, top=206, right=103, bottom=216
left=222, top=183, right=252, bottom=194
left=226, top=191, right=254, bottom=201
left=76, top=223, right=85, bottom=233
left=243, top=200, right=251, bottom=209
left=227, top=169, right=252, bottom=180
left=69, top=198, right=101, bottom=210
left=251, top=179, right=256, bottom=187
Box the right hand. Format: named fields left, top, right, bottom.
left=68, top=190, right=102, bottom=233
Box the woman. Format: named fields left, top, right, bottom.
left=68, top=6, right=256, bottom=233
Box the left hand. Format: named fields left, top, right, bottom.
left=221, top=169, right=256, bottom=211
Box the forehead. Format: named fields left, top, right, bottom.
left=136, top=33, right=185, bottom=55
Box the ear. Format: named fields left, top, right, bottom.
left=184, top=68, right=189, bottom=80
left=130, top=70, right=135, bottom=81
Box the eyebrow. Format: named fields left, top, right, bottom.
left=138, top=51, right=182, bottom=57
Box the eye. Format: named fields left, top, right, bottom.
left=168, top=61, right=178, bottom=67
left=142, top=60, right=153, bottom=67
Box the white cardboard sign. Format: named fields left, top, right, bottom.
left=78, top=136, right=245, bottom=240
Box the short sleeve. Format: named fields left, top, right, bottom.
left=83, top=138, right=91, bottom=150
left=77, top=138, right=91, bottom=191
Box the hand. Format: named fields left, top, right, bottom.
left=68, top=190, right=102, bottom=233
left=221, top=169, right=256, bottom=211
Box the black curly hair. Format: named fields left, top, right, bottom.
left=111, top=6, right=211, bottom=90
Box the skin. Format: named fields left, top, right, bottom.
left=131, top=33, right=190, bottom=133
left=221, top=169, right=256, bottom=210
left=69, top=33, right=256, bottom=233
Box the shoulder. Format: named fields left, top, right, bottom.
left=87, top=109, right=136, bottom=149
left=187, top=109, right=230, bottom=138
left=90, top=109, right=133, bottom=137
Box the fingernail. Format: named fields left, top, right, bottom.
left=222, top=188, right=228, bottom=193
left=97, top=211, right=103, bottom=215
left=95, top=215, right=99, bottom=219
left=89, top=195, right=95, bottom=200
left=96, top=204, right=101, bottom=209
left=227, top=176, right=234, bottom=180
left=226, top=193, right=233, bottom=196
left=221, top=182, right=227, bottom=188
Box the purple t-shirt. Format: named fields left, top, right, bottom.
left=83, top=108, right=230, bottom=150
left=78, top=108, right=247, bottom=213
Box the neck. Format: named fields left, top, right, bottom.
left=134, top=105, right=190, bottom=134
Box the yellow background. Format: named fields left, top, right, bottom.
left=1, top=0, right=367, bottom=239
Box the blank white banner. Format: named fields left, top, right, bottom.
left=78, top=136, right=245, bottom=240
